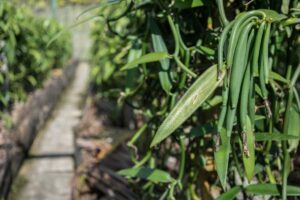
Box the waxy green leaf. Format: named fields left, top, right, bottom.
left=242, top=116, right=255, bottom=182
left=217, top=184, right=300, bottom=199
left=287, top=106, right=300, bottom=152
left=125, top=40, right=142, bottom=93
left=118, top=167, right=174, bottom=183
left=259, top=9, right=287, bottom=21
left=216, top=186, right=242, bottom=200
left=269, top=71, right=289, bottom=83
left=245, top=184, right=300, bottom=196
left=255, top=132, right=300, bottom=141
left=121, top=52, right=170, bottom=71
left=202, top=95, right=222, bottom=110
left=283, top=17, right=300, bottom=26
left=175, top=0, right=204, bottom=9
left=214, top=128, right=231, bottom=189
left=151, top=65, right=224, bottom=147
left=150, top=18, right=172, bottom=93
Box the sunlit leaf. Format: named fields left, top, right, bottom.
left=255, top=132, right=300, bottom=141
left=282, top=17, right=300, bottom=26
left=118, top=167, right=175, bottom=183
left=175, top=0, right=204, bottom=9
left=245, top=184, right=300, bottom=196
left=215, top=128, right=230, bottom=189
left=242, top=116, right=255, bottom=182
left=121, top=52, right=170, bottom=71
left=216, top=186, right=242, bottom=200
left=269, top=71, right=288, bottom=83
left=150, top=18, right=172, bottom=93
left=202, top=95, right=222, bottom=110
left=259, top=9, right=287, bottom=21
left=287, top=106, right=300, bottom=152
left=125, top=40, right=142, bottom=93
left=151, top=65, right=225, bottom=147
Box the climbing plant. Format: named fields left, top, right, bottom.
left=90, top=0, right=300, bottom=199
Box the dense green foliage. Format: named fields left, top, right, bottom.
left=0, top=0, right=71, bottom=112
left=90, top=0, right=300, bottom=199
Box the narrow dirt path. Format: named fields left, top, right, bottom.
left=11, top=62, right=90, bottom=200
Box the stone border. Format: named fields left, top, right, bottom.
left=0, top=59, right=78, bottom=198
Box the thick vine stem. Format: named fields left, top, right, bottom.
left=174, top=56, right=197, bottom=77
left=168, top=15, right=196, bottom=77
left=178, top=137, right=186, bottom=184
left=217, top=21, right=234, bottom=80
left=167, top=15, right=180, bottom=56
left=133, top=151, right=152, bottom=168
left=216, top=0, right=229, bottom=26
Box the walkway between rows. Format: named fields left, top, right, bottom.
left=12, top=62, right=90, bottom=200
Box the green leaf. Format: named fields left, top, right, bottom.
left=125, top=41, right=142, bottom=93
left=287, top=106, right=300, bottom=152
left=175, top=0, right=204, bottom=9
left=282, top=17, right=300, bottom=26
left=118, top=167, right=174, bottom=183
left=196, top=45, right=215, bottom=56
left=121, top=52, right=170, bottom=71
left=259, top=9, right=287, bottom=21
left=216, top=186, right=242, bottom=200
left=202, top=95, right=222, bottom=110
left=150, top=18, right=172, bottom=93
left=242, top=116, right=255, bottom=182
left=254, top=84, right=263, bottom=98
left=255, top=132, right=300, bottom=141
left=150, top=19, right=170, bottom=71
left=218, top=184, right=300, bottom=198
left=151, top=65, right=224, bottom=147
left=27, top=76, right=37, bottom=86
left=245, top=184, right=300, bottom=196
left=255, top=115, right=266, bottom=121
left=214, top=128, right=230, bottom=189
left=269, top=71, right=289, bottom=83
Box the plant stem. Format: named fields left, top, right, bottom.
left=178, top=137, right=186, bottom=182
left=216, top=0, right=229, bottom=26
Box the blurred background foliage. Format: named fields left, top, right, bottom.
left=0, top=0, right=71, bottom=115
